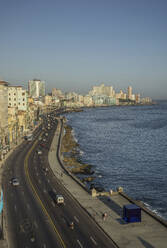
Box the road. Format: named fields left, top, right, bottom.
left=2, top=115, right=117, bottom=248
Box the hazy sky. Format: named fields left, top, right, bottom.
left=0, top=0, right=167, bottom=99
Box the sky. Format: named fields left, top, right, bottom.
left=0, top=0, right=167, bottom=99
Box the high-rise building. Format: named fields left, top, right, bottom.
left=127, top=86, right=132, bottom=100
left=28, top=79, right=45, bottom=98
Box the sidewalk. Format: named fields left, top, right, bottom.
left=49, top=118, right=167, bottom=248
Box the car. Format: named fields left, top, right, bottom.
left=69, top=221, right=74, bottom=230
left=11, top=178, right=20, bottom=186
left=49, top=191, right=64, bottom=205
left=40, top=143, right=45, bottom=148
left=56, top=195, right=64, bottom=205
left=42, top=167, right=48, bottom=172
left=37, top=150, right=42, bottom=155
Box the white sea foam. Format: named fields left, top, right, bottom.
left=71, top=129, right=78, bottom=143
left=143, top=202, right=162, bottom=218
left=79, top=149, right=84, bottom=155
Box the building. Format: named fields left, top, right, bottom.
left=44, top=95, right=52, bottom=106
left=8, top=107, right=19, bottom=147
left=8, top=86, right=28, bottom=111
left=28, top=79, right=45, bottom=99
left=83, top=95, right=93, bottom=106
left=127, top=86, right=132, bottom=100
left=0, top=81, right=9, bottom=159
left=135, top=94, right=140, bottom=103
left=52, top=88, right=64, bottom=99
left=89, top=84, right=114, bottom=97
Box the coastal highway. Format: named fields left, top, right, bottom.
left=2, top=116, right=117, bottom=248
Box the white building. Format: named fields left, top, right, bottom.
left=89, top=84, right=115, bottom=97
left=83, top=95, right=93, bottom=106
left=8, top=86, right=28, bottom=111
left=28, top=79, right=45, bottom=98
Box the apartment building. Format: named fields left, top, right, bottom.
left=0, top=81, right=9, bottom=158
left=8, top=86, right=28, bottom=111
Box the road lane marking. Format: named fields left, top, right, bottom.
left=90, top=236, right=97, bottom=245
left=14, top=205, right=17, bottom=212
left=51, top=201, right=56, bottom=207
left=27, top=203, right=30, bottom=210
left=24, top=140, right=66, bottom=248
left=74, top=216, right=79, bottom=223
left=62, top=217, right=66, bottom=224
left=34, top=221, right=38, bottom=229
left=41, top=244, right=47, bottom=248
left=77, top=240, right=83, bottom=248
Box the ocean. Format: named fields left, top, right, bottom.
left=64, top=101, right=167, bottom=221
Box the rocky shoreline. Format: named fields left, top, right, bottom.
left=61, top=123, right=95, bottom=183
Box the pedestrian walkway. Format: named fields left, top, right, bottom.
left=49, top=118, right=167, bottom=248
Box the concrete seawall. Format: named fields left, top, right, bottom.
left=49, top=117, right=167, bottom=248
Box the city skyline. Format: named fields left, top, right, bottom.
left=0, top=0, right=167, bottom=99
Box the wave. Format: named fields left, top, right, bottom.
left=142, top=201, right=164, bottom=219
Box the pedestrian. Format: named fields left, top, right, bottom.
left=102, top=212, right=107, bottom=221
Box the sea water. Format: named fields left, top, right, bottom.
left=64, top=101, right=167, bottom=220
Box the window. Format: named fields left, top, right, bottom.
left=9, top=98, right=11, bottom=100
left=22, top=93, right=25, bottom=96
left=14, top=98, right=16, bottom=101
left=23, top=98, right=25, bottom=101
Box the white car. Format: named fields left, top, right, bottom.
left=56, top=195, right=64, bottom=205
left=11, top=178, right=20, bottom=186
left=37, top=150, right=42, bottom=155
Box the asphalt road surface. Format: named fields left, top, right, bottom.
left=2, top=115, right=117, bottom=248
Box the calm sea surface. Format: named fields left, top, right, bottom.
left=64, top=101, right=167, bottom=220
